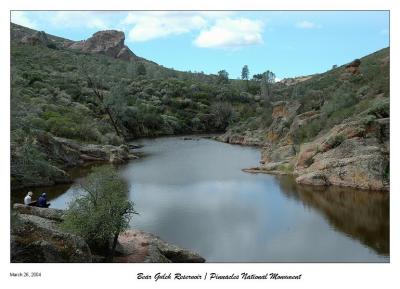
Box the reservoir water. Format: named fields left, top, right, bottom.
left=12, top=136, right=389, bottom=262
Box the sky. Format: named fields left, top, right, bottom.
left=10, top=11, right=389, bottom=79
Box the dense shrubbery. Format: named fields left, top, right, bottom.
left=11, top=41, right=260, bottom=143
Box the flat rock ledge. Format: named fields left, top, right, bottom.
left=114, top=229, right=205, bottom=263
left=11, top=204, right=205, bottom=263
left=242, top=166, right=292, bottom=176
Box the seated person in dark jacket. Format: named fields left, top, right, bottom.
left=38, top=193, right=47, bottom=207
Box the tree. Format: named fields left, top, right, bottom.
left=252, top=73, right=263, bottom=81
left=106, top=82, right=130, bottom=131
left=217, top=70, right=229, bottom=84
left=241, top=65, right=249, bottom=81
left=210, top=102, right=234, bottom=130
left=260, top=70, right=276, bottom=104
left=136, top=62, right=146, bottom=76
left=61, top=166, right=137, bottom=261
left=78, top=59, right=123, bottom=138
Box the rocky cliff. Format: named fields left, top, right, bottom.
left=68, top=30, right=139, bottom=61
left=239, top=99, right=389, bottom=191
left=11, top=204, right=205, bottom=263
left=220, top=49, right=390, bottom=191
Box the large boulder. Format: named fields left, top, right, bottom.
left=114, top=229, right=205, bottom=263
left=11, top=211, right=92, bottom=263
left=68, top=30, right=138, bottom=61
left=13, top=204, right=65, bottom=221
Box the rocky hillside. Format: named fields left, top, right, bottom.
left=10, top=23, right=257, bottom=189
left=220, top=48, right=390, bottom=191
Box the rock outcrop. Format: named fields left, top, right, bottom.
left=294, top=118, right=389, bottom=191
left=12, top=23, right=140, bottom=62
left=345, top=59, right=361, bottom=74
left=11, top=205, right=92, bottom=263
left=11, top=132, right=137, bottom=190
left=279, top=75, right=313, bottom=86
left=238, top=99, right=389, bottom=191
left=68, top=30, right=138, bottom=61
left=13, top=204, right=65, bottom=221
left=37, top=133, right=135, bottom=167
left=216, top=129, right=265, bottom=146
left=11, top=205, right=205, bottom=263
left=255, top=101, right=301, bottom=174
left=21, top=31, right=50, bottom=46
left=114, top=229, right=206, bottom=263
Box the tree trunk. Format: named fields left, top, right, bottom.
left=104, top=107, right=122, bottom=138
left=106, top=230, right=120, bottom=262
left=85, top=74, right=124, bottom=139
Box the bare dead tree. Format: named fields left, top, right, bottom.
left=78, top=59, right=123, bottom=139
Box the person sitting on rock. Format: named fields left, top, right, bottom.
left=38, top=193, right=47, bottom=208
left=24, top=191, right=33, bottom=205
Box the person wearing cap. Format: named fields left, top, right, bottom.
left=38, top=193, right=47, bottom=208
left=24, top=191, right=33, bottom=205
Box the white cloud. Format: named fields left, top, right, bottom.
left=11, top=11, right=265, bottom=50
left=296, top=20, right=320, bottom=29
left=194, top=18, right=264, bottom=49
left=122, top=11, right=233, bottom=42
left=11, top=11, right=38, bottom=29
left=48, top=11, right=110, bottom=30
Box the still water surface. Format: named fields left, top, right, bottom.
left=13, top=136, right=389, bottom=262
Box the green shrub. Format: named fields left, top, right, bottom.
left=326, top=134, right=345, bottom=149
left=61, top=166, right=137, bottom=259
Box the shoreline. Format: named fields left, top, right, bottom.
left=217, top=131, right=389, bottom=193
left=11, top=204, right=206, bottom=263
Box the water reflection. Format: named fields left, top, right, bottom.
left=277, top=176, right=389, bottom=255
